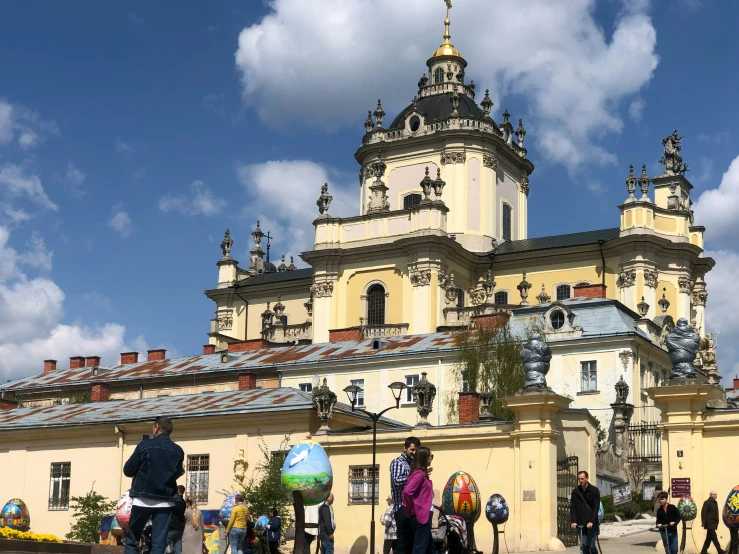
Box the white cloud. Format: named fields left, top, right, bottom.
left=235, top=0, right=658, bottom=173
left=66, top=162, right=85, bottom=185
left=108, top=204, right=133, bottom=238
left=0, top=204, right=30, bottom=224
left=693, top=154, right=739, bottom=249
left=0, top=99, right=59, bottom=149
left=236, top=160, right=355, bottom=257
left=628, top=98, right=646, bottom=122
left=159, top=180, right=226, bottom=216
left=18, top=232, right=53, bottom=272
left=0, top=163, right=58, bottom=211
left=705, top=249, right=739, bottom=384
left=116, top=137, right=134, bottom=153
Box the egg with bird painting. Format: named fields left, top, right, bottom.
left=281, top=439, right=333, bottom=506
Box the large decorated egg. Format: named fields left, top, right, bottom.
left=484, top=494, right=509, bottom=525
left=442, top=471, right=481, bottom=522
left=724, top=485, right=739, bottom=529
left=110, top=517, right=125, bottom=538
left=677, top=496, right=697, bottom=521
left=255, top=515, right=269, bottom=534
left=281, top=439, right=333, bottom=506
left=115, top=491, right=133, bottom=532
left=598, top=501, right=604, bottom=523
left=219, top=492, right=240, bottom=525
left=0, top=498, right=30, bottom=531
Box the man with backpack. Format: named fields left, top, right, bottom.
left=570, top=470, right=600, bottom=554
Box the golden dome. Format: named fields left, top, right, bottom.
left=430, top=17, right=463, bottom=60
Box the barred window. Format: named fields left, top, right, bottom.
left=349, top=465, right=379, bottom=504
left=502, top=203, right=512, bottom=242
left=581, top=361, right=597, bottom=392
left=405, top=374, right=419, bottom=402
left=366, top=284, right=386, bottom=326
left=494, top=291, right=508, bottom=305
left=434, top=67, right=444, bottom=84
left=299, top=383, right=313, bottom=393
left=186, top=455, right=210, bottom=505
left=556, top=284, right=571, bottom=301
left=49, top=462, right=71, bottom=510
left=403, top=194, right=422, bottom=209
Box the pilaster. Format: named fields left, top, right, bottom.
left=311, top=280, right=336, bottom=344
left=409, top=265, right=433, bottom=334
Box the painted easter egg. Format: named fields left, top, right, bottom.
left=110, top=516, right=125, bottom=538
left=115, top=491, right=133, bottom=532
left=677, top=496, right=697, bottom=521
left=724, top=485, right=739, bottom=529
left=598, top=501, right=604, bottom=523
left=219, top=492, right=240, bottom=525
left=281, top=439, right=333, bottom=506
left=0, top=498, right=30, bottom=531
left=484, top=494, right=509, bottom=525
left=442, top=471, right=481, bottom=522
left=255, top=515, right=269, bottom=534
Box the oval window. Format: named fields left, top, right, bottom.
left=551, top=311, right=565, bottom=330
left=409, top=116, right=420, bottom=132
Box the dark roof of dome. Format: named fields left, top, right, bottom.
left=264, top=261, right=277, bottom=273
left=389, top=93, right=484, bottom=130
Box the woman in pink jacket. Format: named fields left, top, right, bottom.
left=402, top=447, right=434, bottom=554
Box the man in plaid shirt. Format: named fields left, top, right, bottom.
left=389, top=436, right=420, bottom=554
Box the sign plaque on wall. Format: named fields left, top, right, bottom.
left=523, top=490, right=536, bottom=501
left=671, top=477, right=690, bottom=498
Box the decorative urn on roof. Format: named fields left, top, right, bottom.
left=412, top=372, right=437, bottom=427
left=311, top=378, right=337, bottom=434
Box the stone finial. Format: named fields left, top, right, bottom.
left=450, top=85, right=460, bottom=118
left=367, top=154, right=390, bottom=214
left=639, top=164, right=650, bottom=199
left=444, top=272, right=458, bottom=306
left=220, top=228, right=234, bottom=258
left=658, top=129, right=689, bottom=176
left=502, top=109, right=510, bottom=124
left=536, top=284, right=550, bottom=304
left=251, top=221, right=264, bottom=247
left=312, top=378, right=337, bottom=434
left=273, top=295, right=285, bottom=319
left=316, top=183, right=333, bottom=215
left=665, top=317, right=700, bottom=380
left=418, top=74, right=429, bottom=90
left=412, top=372, right=437, bottom=427
left=287, top=256, right=297, bottom=271
left=637, top=296, right=649, bottom=317
left=261, top=302, right=274, bottom=329
left=374, top=99, right=386, bottom=127
left=658, top=288, right=670, bottom=315
left=614, top=375, right=629, bottom=403
left=626, top=164, right=636, bottom=199
left=520, top=334, right=552, bottom=389
left=517, top=272, right=532, bottom=305
left=482, top=270, right=496, bottom=301
left=432, top=168, right=446, bottom=201
left=481, top=89, right=493, bottom=118
left=516, top=118, right=526, bottom=148
left=304, top=292, right=313, bottom=319
left=364, top=110, right=374, bottom=133
left=420, top=167, right=433, bottom=202
left=277, top=255, right=287, bottom=272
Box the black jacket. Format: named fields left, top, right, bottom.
left=656, top=504, right=681, bottom=532
left=570, top=483, right=600, bottom=530
left=318, top=504, right=334, bottom=535
left=169, top=495, right=186, bottom=532
left=123, top=433, right=185, bottom=502
left=701, top=497, right=719, bottom=530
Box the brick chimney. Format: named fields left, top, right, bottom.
left=85, top=356, right=101, bottom=368
left=147, top=349, right=166, bottom=361
left=328, top=327, right=363, bottom=343
left=43, top=359, right=57, bottom=373
left=238, top=373, right=257, bottom=390
left=0, top=397, right=18, bottom=410
left=69, top=356, right=85, bottom=369
left=573, top=283, right=607, bottom=299
left=203, top=345, right=216, bottom=355
left=120, top=352, right=139, bottom=365
left=91, top=382, right=110, bottom=402
left=733, top=375, right=739, bottom=391
left=228, top=340, right=269, bottom=353
left=458, top=392, right=480, bottom=424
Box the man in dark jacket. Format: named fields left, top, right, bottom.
left=167, top=485, right=186, bottom=554
left=570, top=470, right=600, bottom=554
left=123, top=416, right=185, bottom=554
left=700, top=491, right=725, bottom=554
left=266, top=508, right=282, bottom=554
left=656, top=492, right=681, bottom=554
left=318, top=493, right=335, bottom=554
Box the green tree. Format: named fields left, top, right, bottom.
left=446, top=322, right=539, bottom=421
left=66, top=485, right=116, bottom=543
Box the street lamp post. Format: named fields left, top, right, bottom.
left=343, top=381, right=407, bottom=554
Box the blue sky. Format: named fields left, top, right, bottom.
left=1, top=0, right=739, bottom=383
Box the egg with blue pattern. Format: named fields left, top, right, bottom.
left=219, top=492, right=241, bottom=525
left=677, top=496, right=697, bottom=521
left=0, top=498, right=30, bottom=531
left=724, top=485, right=739, bottom=529
left=485, top=494, right=509, bottom=525
left=442, top=472, right=481, bottom=522
left=598, top=501, right=604, bottom=523
left=281, top=439, right=333, bottom=506
left=255, top=515, right=269, bottom=534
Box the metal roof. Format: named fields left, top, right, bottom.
left=235, top=268, right=313, bottom=287
left=0, top=387, right=407, bottom=431
left=493, top=228, right=620, bottom=255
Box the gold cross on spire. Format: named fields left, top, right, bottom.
left=445, top=0, right=452, bottom=16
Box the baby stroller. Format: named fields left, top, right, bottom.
left=139, top=519, right=153, bottom=554
left=431, top=505, right=479, bottom=554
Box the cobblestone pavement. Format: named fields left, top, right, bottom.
left=564, top=529, right=659, bottom=552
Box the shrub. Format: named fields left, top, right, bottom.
left=65, top=486, right=117, bottom=543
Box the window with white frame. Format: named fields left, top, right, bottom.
left=349, top=465, right=379, bottom=504
left=556, top=284, right=571, bottom=301
left=350, top=378, right=365, bottom=406
left=405, top=374, right=419, bottom=402
left=186, top=454, right=210, bottom=504
left=49, top=462, right=71, bottom=510
left=299, top=383, right=313, bottom=393
left=581, top=361, right=597, bottom=392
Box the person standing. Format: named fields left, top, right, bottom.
left=266, top=508, right=282, bottom=554
left=402, top=447, right=434, bottom=554
left=569, top=470, right=600, bottom=554
left=318, top=493, right=335, bottom=554
left=656, top=492, right=680, bottom=554
left=226, top=494, right=249, bottom=554
left=390, top=437, right=421, bottom=554
left=182, top=497, right=204, bottom=554
left=303, top=503, right=320, bottom=554
left=700, top=491, right=726, bottom=554
left=123, top=416, right=185, bottom=554
left=167, top=485, right=186, bottom=554
left=381, top=495, right=398, bottom=554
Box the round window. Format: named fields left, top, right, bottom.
left=409, top=116, right=420, bottom=132
left=551, top=310, right=565, bottom=330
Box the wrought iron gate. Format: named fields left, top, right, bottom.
left=556, top=455, right=579, bottom=547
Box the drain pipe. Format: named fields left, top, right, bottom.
left=597, top=239, right=606, bottom=286
left=114, top=425, right=126, bottom=496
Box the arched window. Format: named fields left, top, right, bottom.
left=403, top=193, right=422, bottom=209
left=494, top=291, right=508, bottom=305
left=366, top=284, right=386, bottom=326
left=502, top=203, right=512, bottom=242
left=556, top=284, right=571, bottom=301
left=456, top=288, right=465, bottom=308
left=434, top=67, right=444, bottom=84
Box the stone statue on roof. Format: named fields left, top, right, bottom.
left=658, top=129, right=689, bottom=176
left=665, top=317, right=700, bottom=380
